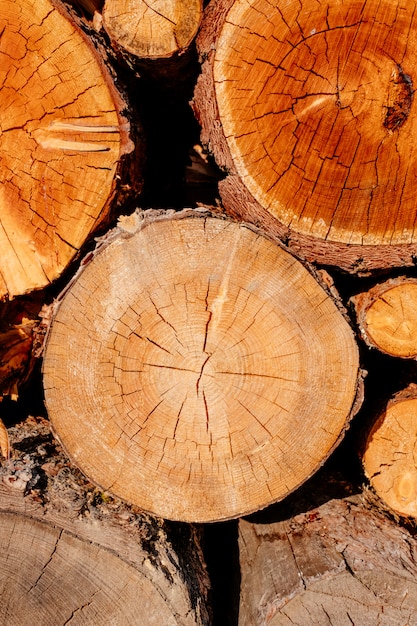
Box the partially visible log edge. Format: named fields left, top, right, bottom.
left=0, top=0, right=135, bottom=299
left=0, top=416, right=210, bottom=626
left=239, top=496, right=417, bottom=625
left=193, top=0, right=417, bottom=273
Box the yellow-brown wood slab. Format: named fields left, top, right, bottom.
left=43, top=211, right=360, bottom=522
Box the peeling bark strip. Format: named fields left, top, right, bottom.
left=351, top=276, right=417, bottom=357
left=363, top=384, right=417, bottom=519
left=42, top=209, right=361, bottom=522
left=239, top=497, right=417, bottom=626
left=102, top=0, right=203, bottom=59
left=194, top=0, right=417, bottom=272
left=0, top=0, right=135, bottom=299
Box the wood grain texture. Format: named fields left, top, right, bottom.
left=239, top=497, right=417, bottom=625
left=0, top=415, right=210, bottom=626
left=194, top=0, right=417, bottom=272
left=42, top=209, right=361, bottom=522
left=352, top=277, right=417, bottom=357
left=103, top=0, right=203, bottom=58
left=0, top=0, right=134, bottom=298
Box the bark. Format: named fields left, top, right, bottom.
left=239, top=496, right=417, bottom=625
left=0, top=415, right=210, bottom=626
left=0, top=0, right=137, bottom=299
left=42, top=208, right=362, bottom=522
left=193, top=0, right=417, bottom=273
left=102, top=0, right=203, bottom=59
left=362, top=383, right=417, bottom=519
left=351, top=277, right=417, bottom=358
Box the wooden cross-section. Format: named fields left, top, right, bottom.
left=43, top=210, right=361, bottom=522
left=0, top=0, right=134, bottom=298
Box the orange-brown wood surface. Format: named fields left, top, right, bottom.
left=0, top=0, right=134, bottom=299
left=194, top=0, right=417, bottom=271
left=363, top=384, right=417, bottom=519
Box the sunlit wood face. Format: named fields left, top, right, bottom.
left=43, top=215, right=360, bottom=522
left=214, top=0, right=417, bottom=246
left=0, top=0, right=127, bottom=297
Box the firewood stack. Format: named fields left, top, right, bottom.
left=3, top=0, right=417, bottom=623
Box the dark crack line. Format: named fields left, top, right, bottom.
left=27, top=530, right=63, bottom=593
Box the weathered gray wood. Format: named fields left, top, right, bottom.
left=0, top=415, right=210, bottom=626
left=239, top=497, right=417, bottom=625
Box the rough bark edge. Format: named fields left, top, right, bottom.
left=54, top=0, right=144, bottom=231
left=0, top=416, right=211, bottom=626
left=0, top=0, right=141, bottom=301
left=193, top=0, right=417, bottom=274
left=41, top=206, right=365, bottom=520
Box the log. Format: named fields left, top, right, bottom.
left=0, top=415, right=210, bottom=625
left=102, top=0, right=203, bottom=59
left=239, top=496, right=417, bottom=625
left=351, top=277, right=417, bottom=358
left=0, top=0, right=136, bottom=299
left=42, top=208, right=362, bottom=522
left=362, top=384, right=417, bottom=519
left=193, top=0, right=417, bottom=272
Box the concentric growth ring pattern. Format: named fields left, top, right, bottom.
left=43, top=216, right=359, bottom=522
left=214, top=0, right=417, bottom=246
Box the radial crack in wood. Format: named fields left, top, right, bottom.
left=102, top=0, right=203, bottom=58
left=0, top=415, right=210, bottom=625
left=42, top=210, right=361, bottom=522
left=194, top=0, right=417, bottom=271
left=0, top=508, right=208, bottom=625
left=0, top=0, right=134, bottom=299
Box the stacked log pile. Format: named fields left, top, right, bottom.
left=3, top=0, right=417, bottom=624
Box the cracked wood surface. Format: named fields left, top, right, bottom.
left=0, top=415, right=210, bottom=626
left=239, top=496, right=417, bottom=626
left=42, top=209, right=361, bottom=522
left=102, top=0, right=203, bottom=58
left=363, top=383, right=417, bottom=519
left=194, top=0, right=417, bottom=272
left=0, top=512, right=178, bottom=625
left=0, top=0, right=134, bottom=299
left=351, top=276, right=417, bottom=358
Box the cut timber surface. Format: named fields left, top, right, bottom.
left=103, top=0, right=203, bottom=58
left=0, top=416, right=210, bottom=626
left=351, top=277, right=417, bottom=357
left=42, top=209, right=361, bottom=522
left=239, top=497, right=417, bottom=625
left=363, top=384, right=417, bottom=519
left=0, top=0, right=134, bottom=299
left=0, top=512, right=185, bottom=625
left=194, top=0, right=417, bottom=272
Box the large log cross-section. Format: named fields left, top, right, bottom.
left=194, top=0, right=417, bottom=271
left=0, top=0, right=134, bottom=299
left=43, top=210, right=361, bottom=522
